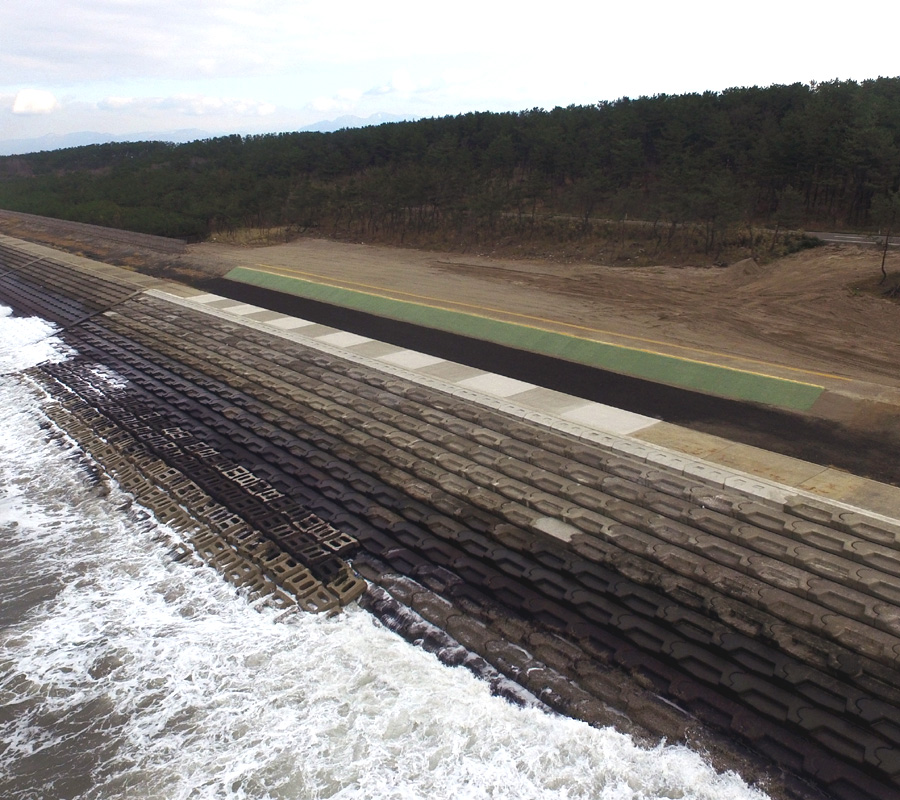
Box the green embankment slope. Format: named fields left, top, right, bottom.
left=225, top=266, right=824, bottom=411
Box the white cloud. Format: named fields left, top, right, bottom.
left=11, top=89, right=58, bottom=115
left=366, top=70, right=422, bottom=98
left=310, top=88, right=363, bottom=113
left=97, top=93, right=276, bottom=117
left=98, top=96, right=134, bottom=110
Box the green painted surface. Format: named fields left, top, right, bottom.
left=225, top=266, right=825, bottom=411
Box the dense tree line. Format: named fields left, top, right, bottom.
left=1, top=78, right=899, bottom=259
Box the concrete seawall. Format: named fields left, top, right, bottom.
left=2, top=235, right=900, bottom=800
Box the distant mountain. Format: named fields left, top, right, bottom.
left=299, top=113, right=415, bottom=133
left=0, top=114, right=417, bottom=157
left=0, top=129, right=212, bottom=157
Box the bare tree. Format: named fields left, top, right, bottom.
left=870, top=191, right=900, bottom=285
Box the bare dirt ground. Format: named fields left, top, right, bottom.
left=2, top=211, right=898, bottom=417
left=186, top=237, right=900, bottom=394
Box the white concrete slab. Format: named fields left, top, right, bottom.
left=378, top=350, right=445, bottom=370
left=562, top=402, right=657, bottom=435
left=221, top=303, right=266, bottom=316
left=533, top=516, right=580, bottom=542
left=458, top=373, right=537, bottom=397
left=267, top=316, right=316, bottom=330
left=187, top=293, right=224, bottom=304
left=317, top=331, right=373, bottom=348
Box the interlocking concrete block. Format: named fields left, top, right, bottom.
left=560, top=442, right=602, bottom=465
left=496, top=439, right=535, bottom=463
left=616, top=613, right=676, bottom=656
left=562, top=506, right=619, bottom=538
left=851, top=541, right=900, bottom=578
left=569, top=532, right=617, bottom=566
left=645, top=515, right=697, bottom=547
left=753, top=585, right=825, bottom=632
left=723, top=474, right=787, bottom=503
left=650, top=542, right=707, bottom=580
left=696, top=535, right=754, bottom=570
left=602, top=523, right=659, bottom=559
left=529, top=450, right=567, bottom=473
left=491, top=523, right=539, bottom=552
left=564, top=484, right=613, bottom=515
left=606, top=498, right=661, bottom=531
left=465, top=485, right=509, bottom=516
left=496, top=458, right=537, bottom=484
left=688, top=507, right=745, bottom=539
left=681, top=460, right=733, bottom=489
left=825, top=616, right=897, bottom=667
left=599, top=456, right=647, bottom=483
left=559, top=462, right=606, bottom=489
left=734, top=501, right=794, bottom=534
left=466, top=428, right=507, bottom=449
left=872, top=603, right=900, bottom=638
left=527, top=491, right=580, bottom=520
left=788, top=520, right=851, bottom=554
left=643, top=491, right=692, bottom=522
left=526, top=567, right=570, bottom=600
left=500, top=502, right=547, bottom=532
left=794, top=547, right=863, bottom=586
left=737, top=526, right=803, bottom=564
left=808, top=577, right=880, bottom=625
left=529, top=470, right=576, bottom=495
left=641, top=469, right=698, bottom=499
left=838, top=513, right=900, bottom=547
left=491, top=549, right=534, bottom=579
left=599, top=475, right=646, bottom=504
left=642, top=449, right=694, bottom=476
left=577, top=429, right=621, bottom=449
left=706, top=565, right=763, bottom=605
left=544, top=419, right=586, bottom=439
left=747, top=555, right=813, bottom=597
left=463, top=463, right=506, bottom=488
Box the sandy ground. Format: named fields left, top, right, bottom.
left=1, top=209, right=897, bottom=404
left=188, top=238, right=900, bottom=395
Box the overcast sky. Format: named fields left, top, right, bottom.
left=2, top=0, right=899, bottom=150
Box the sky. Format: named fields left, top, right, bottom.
left=2, top=0, right=900, bottom=153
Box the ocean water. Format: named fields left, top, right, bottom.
left=0, top=305, right=769, bottom=800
